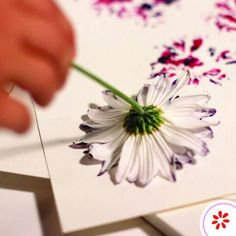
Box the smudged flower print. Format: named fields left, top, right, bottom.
left=150, top=37, right=236, bottom=86
left=93, top=0, right=179, bottom=22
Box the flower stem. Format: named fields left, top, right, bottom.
left=71, top=62, right=143, bottom=114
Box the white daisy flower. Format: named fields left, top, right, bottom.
left=71, top=69, right=218, bottom=186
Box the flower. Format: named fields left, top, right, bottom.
left=212, top=211, right=230, bottom=230
left=72, top=71, right=218, bottom=186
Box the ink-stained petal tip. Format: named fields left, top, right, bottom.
left=69, top=142, right=88, bottom=149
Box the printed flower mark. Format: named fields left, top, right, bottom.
left=93, top=0, right=179, bottom=22
left=211, top=0, right=236, bottom=32
left=212, top=211, right=230, bottom=230
left=150, top=37, right=236, bottom=86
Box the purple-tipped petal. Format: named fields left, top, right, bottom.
left=79, top=124, right=94, bottom=133
left=200, top=108, right=217, bottom=119
left=97, top=168, right=106, bottom=176
left=171, top=170, right=177, bottom=182
left=206, top=127, right=214, bottom=138
left=175, top=160, right=183, bottom=170
left=69, top=142, right=88, bottom=149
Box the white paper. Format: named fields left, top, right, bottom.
left=36, top=0, right=236, bottom=233
left=0, top=172, right=162, bottom=236
left=0, top=88, right=48, bottom=178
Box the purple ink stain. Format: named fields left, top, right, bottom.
left=93, top=0, right=178, bottom=22
left=150, top=37, right=236, bottom=86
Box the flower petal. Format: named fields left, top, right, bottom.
left=127, top=138, right=140, bottom=182
left=161, top=70, right=190, bottom=104
left=87, top=108, right=126, bottom=124
left=99, top=152, right=120, bottom=174
left=151, top=78, right=169, bottom=105
left=126, top=157, right=138, bottom=183
left=80, top=122, right=112, bottom=130
left=137, top=76, right=169, bottom=106
left=146, top=83, right=156, bottom=106
left=165, top=116, right=218, bottom=130
left=166, top=104, right=216, bottom=118
left=116, top=135, right=138, bottom=183
left=102, top=90, right=131, bottom=111
left=152, top=133, right=176, bottom=181
left=146, top=76, right=167, bottom=105
left=145, top=136, right=157, bottom=184
left=99, top=136, right=128, bottom=174
left=169, top=144, right=195, bottom=164
left=79, top=124, right=124, bottom=144
left=138, top=136, right=151, bottom=185
left=160, top=124, right=209, bottom=156
left=164, top=105, right=218, bottom=129
left=193, top=127, right=214, bottom=139
left=137, top=85, right=149, bottom=106
left=89, top=131, right=127, bottom=161
left=218, top=211, right=222, bottom=218
left=223, top=213, right=228, bottom=218
left=174, top=152, right=195, bottom=165
left=168, top=94, right=211, bottom=107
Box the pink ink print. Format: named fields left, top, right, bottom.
left=150, top=37, right=236, bottom=86
left=93, top=0, right=178, bottom=22
left=214, top=0, right=236, bottom=32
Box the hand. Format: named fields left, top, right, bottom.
left=0, top=0, right=75, bottom=133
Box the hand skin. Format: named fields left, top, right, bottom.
left=0, top=0, right=75, bottom=133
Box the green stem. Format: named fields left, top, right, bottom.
left=71, top=62, right=143, bottom=114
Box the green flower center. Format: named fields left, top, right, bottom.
left=123, top=105, right=165, bottom=135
